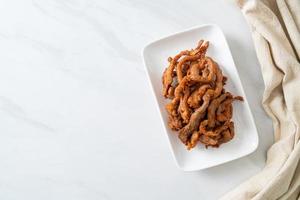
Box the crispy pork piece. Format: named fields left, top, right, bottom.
left=162, top=50, right=189, bottom=98
left=207, top=92, right=232, bottom=128
left=187, top=84, right=211, bottom=108
left=178, top=90, right=213, bottom=144
left=178, top=88, right=192, bottom=123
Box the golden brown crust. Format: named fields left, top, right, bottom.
left=177, top=54, right=202, bottom=82
left=187, top=84, right=211, bottom=108
left=189, top=57, right=215, bottom=83
left=211, top=60, right=224, bottom=98
left=165, top=97, right=184, bottom=130
left=187, top=132, right=200, bottom=150
left=178, top=88, right=192, bottom=123
left=178, top=90, right=213, bottom=145
left=162, top=50, right=189, bottom=98
left=207, top=92, right=232, bottom=128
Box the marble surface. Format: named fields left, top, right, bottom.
left=0, top=0, right=273, bottom=199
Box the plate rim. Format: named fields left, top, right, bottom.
left=142, top=24, right=259, bottom=171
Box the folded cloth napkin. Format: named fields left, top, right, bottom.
left=221, top=0, right=300, bottom=199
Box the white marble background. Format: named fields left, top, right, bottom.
left=0, top=0, right=273, bottom=199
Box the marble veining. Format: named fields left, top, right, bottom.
left=0, top=0, right=273, bottom=199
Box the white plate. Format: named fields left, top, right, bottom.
left=142, top=24, right=258, bottom=171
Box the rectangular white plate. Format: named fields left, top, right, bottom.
left=142, top=24, right=258, bottom=171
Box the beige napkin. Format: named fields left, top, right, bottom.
left=221, top=0, right=300, bottom=199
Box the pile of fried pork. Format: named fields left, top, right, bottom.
left=162, top=40, right=243, bottom=149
